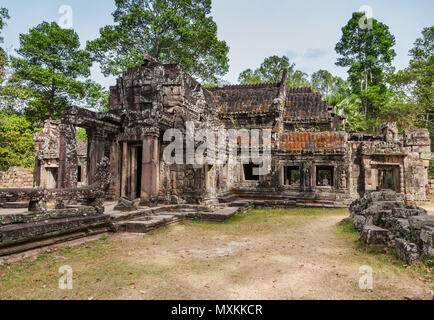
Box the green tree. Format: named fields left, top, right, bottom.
left=311, top=70, right=335, bottom=96
left=334, top=94, right=367, bottom=133
left=87, top=0, right=229, bottom=82
left=238, top=55, right=309, bottom=87
left=335, top=12, right=396, bottom=118
left=0, top=110, right=36, bottom=170
left=393, top=26, right=433, bottom=131
left=0, top=7, right=9, bottom=44
left=0, top=7, right=10, bottom=83
left=10, top=22, right=97, bottom=123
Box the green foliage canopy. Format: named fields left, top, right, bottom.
left=392, top=26, right=433, bottom=131
left=10, top=22, right=99, bottom=123
left=335, top=12, right=396, bottom=118
left=0, top=111, right=36, bottom=170
left=0, top=7, right=9, bottom=44
left=87, top=0, right=229, bottom=83
left=238, top=55, right=310, bottom=87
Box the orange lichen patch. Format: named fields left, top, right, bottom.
left=279, top=132, right=345, bottom=151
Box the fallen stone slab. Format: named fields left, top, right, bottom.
left=382, top=217, right=411, bottom=238
left=369, top=191, right=405, bottom=203
left=114, top=196, right=137, bottom=212
left=199, top=207, right=239, bottom=222
left=0, top=206, right=101, bottom=226
left=420, top=226, right=434, bottom=258
left=360, top=225, right=390, bottom=246
left=394, top=238, right=420, bottom=264
left=353, top=215, right=367, bottom=232
left=408, top=216, right=434, bottom=230
left=228, top=200, right=252, bottom=208
left=391, top=207, right=427, bottom=219
left=0, top=202, right=28, bottom=209
left=0, top=214, right=111, bottom=253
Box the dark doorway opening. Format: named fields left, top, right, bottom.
left=243, top=163, right=260, bottom=181
left=136, top=147, right=143, bottom=199
left=77, top=166, right=82, bottom=183
left=378, top=167, right=399, bottom=192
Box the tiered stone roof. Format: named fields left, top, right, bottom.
left=207, top=83, right=281, bottom=114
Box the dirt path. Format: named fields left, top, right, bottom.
left=0, top=208, right=432, bottom=300
left=115, top=211, right=432, bottom=300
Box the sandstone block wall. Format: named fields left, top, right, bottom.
left=0, top=167, right=34, bottom=189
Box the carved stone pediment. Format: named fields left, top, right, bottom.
left=362, top=141, right=408, bottom=156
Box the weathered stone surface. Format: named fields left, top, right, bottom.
left=420, top=227, right=434, bottom=258
left=347, top=191, right=432, bottom=264
left=408, top=216, right=434, bottom=230
left=114, top=197, right=136, bottom=212
left=0, top=206, right=100, bottom=227
left=353, top=215, right=367, bottom=232
left=0, top=167, right=33, bottom=189
left=360, top=225, right=390, bottom=246
left=0, top=214, right=110, bottom=252
left=385, top=218, right=411, bottom=238
left=394, top=238, right=420, bottom=264
left=199, top=207, right=239, bottom=222
left=391, top=207, right=427, bottom=219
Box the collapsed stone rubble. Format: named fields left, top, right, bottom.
left=347, top=190, right=434, bottom=264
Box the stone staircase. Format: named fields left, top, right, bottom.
left=110, top=202, right=253, bottom=234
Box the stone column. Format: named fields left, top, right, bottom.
left=121, top=142, right=129, bottom=197
left=130, top=147, right=138, bottom=199
left=58, top=123, right=78, bottom=189
left=87, top=127, right=105, bottom=185
left=58, top=124, right=66, bottom=189
left=140, top=135, right=160, bottom=204
left=109, top=138, right=121, bottom=200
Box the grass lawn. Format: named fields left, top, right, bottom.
left=0, top=207, right=432, bottom=300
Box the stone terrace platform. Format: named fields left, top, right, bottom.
left=0, top=200, right=254, bottom=257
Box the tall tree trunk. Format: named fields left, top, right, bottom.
left=49, top=81, right=55, bottom=120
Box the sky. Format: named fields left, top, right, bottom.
left=1, top=0, right=433, bottom=89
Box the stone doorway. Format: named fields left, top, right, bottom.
left=46, top=167, right=58, bottom=189
left=121, top=144, right=143, bottom=200
left=378, top=166, right=400, bottom=192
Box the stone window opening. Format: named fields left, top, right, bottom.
left=77, top=166, right=82, bottom=183
left=243, top=163, right=260, bottom=181
left=316, top=166, right=334, bottom=187
left=284, top=166, right=300, bottom=186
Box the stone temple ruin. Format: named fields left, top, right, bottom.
left=0, top=55, right=432, bottom=259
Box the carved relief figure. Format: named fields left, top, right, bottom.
left=339, top=168, right=347, bottom=190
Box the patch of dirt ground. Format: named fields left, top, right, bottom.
left=0, top=208, right=432, bottom=300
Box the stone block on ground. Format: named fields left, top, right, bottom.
left=353, top=215, right=367, bottom=232
left=114, top=197, right=137, bottom=212
left=360, top=225, right=390, bottom=246
left=408, top=216, right=434, bottom=230
left=420, top=226, right=434, bottom=258
left=391, top=207, right=427, bottom=219
left=199, top=207, right=239, bottom=223
left=394, top=238, right=420, bottom=264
